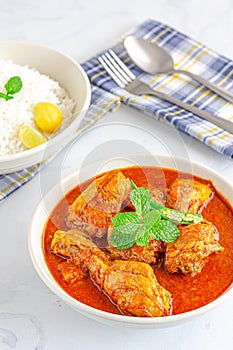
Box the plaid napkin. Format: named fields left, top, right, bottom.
left=2, top=19, right=233, bottom=203
left=82, top=19, right=233, bottom=158
left=0, top=86, right=120, bottom=203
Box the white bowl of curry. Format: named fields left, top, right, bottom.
left=28, top=155, right=233, bottom=328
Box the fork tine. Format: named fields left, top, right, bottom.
left=98, top=55, right=126, bottom=88
left=105, top=52, right=132, bottom=83
left=98, top=50, right=136, bottom=89
left=109, top=50, right=135, bottom=80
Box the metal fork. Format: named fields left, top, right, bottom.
left=98, top=50, right=233, bottom=134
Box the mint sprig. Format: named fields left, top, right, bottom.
left=110, top=212, right=143, bottom=250
left=0, top=92, right=13, bottom=101
left=150, top=201, right=202, bottom=224
left=0, top=76, right=23, bottom=101
left=151, top=220, right=180, bottom=243
left=110, top=180, right=203, bottom=249
left=136, top=229, right=150, bottom=246
left=144, top=210, right=161, bottom=230
left=130, top=186, right=151, bottom=216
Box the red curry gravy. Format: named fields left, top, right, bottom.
left=43, top=166, right=233, bottom=316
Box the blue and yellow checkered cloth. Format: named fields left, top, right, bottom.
left=1, top=19, right=233, bottom=203
left=83, top=19, right=233, bottom=158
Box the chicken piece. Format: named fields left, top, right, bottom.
left=165, top=222, right=224, bottom=275
left=151, top=188, right=166, bottom=206
left=51, top=229, right=172, bottom=317
left=58, top=258, right=88, bottom=284
left=106, top=238, right=165, bottom=265
left=166, top=178, right=213, bottom=213
left=103, top=260, right=171, bottom=317
left=66, top=171, right=131, bottom=238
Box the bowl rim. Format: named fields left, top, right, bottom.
left=28, top=154, right=233, bottom=325
left=0, top=40, right=91, bottom=162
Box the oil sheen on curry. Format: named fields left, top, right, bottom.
left=43, top=166, right=233, bottom=317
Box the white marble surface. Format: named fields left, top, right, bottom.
left=1, top=0, right=233, bottom=349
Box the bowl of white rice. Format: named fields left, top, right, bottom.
left=0, top=41, right=91, bottom=174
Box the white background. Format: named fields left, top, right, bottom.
left=1, top=0, right=233, bottom=349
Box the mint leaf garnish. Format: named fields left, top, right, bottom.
left=151, top=220, right=180, bottom=243
left=110, top=212, right=143, bottom=249
left=0, top=76, right=23, bottom=101
left=5, top=76, right=23, bottom=95
left=135, top=229, right=150, bottom=246
left=130, top=182, right=151, bottom=216
left=178, top=212, right=202, bottom=225
left=150, top=201, right=202, bottom=224
left=110, top=179, right=203, bottom=250
left=144, top=210, right=161, bottom=230
left=112, top=212, right=141, bottom=228
left=130, top=180, right=138, bottom=190
left=0, top=92, right=13, bottom=101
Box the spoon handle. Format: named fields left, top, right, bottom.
left=141, top=88, right=233, bottom=134
left=175, top=69, right=233, bottom=104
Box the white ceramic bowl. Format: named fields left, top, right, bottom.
left=0, top=41, right=91, bottom=174
left=28, top=155, right=233, bottom=328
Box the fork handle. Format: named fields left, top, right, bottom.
left=175, top=69, right=233, bottom=104
left=143, top=89, right=233, bottom=134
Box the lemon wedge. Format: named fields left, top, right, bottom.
left=19, top=124, right=47, bottom=149
left=34, top=102, right=63, bottom=133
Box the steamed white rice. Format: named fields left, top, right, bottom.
left=0, top=59, right=76, bottom=156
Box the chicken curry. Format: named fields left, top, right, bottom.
left=43, top=166, right=233, bottom=317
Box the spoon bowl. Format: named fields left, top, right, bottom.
left=124, top=35, right=233, bottom=104
left=124, top=36, right=174, bottom=74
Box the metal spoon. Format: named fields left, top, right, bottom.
left=124, top=36, right=233, bottom=104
